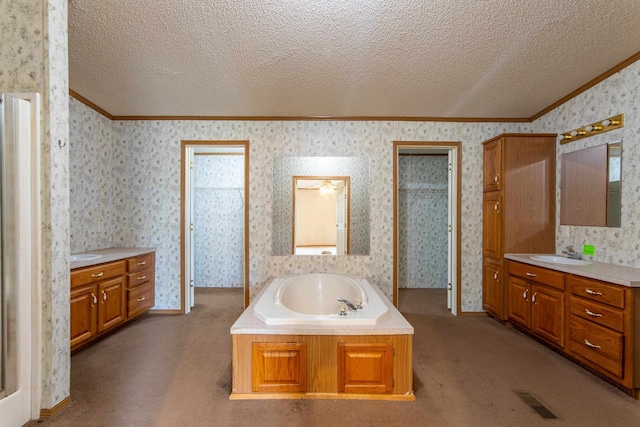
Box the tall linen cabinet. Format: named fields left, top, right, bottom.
left=482, top=134, right=556, bottom=319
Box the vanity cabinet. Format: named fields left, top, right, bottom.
left=505, top=256, right=640, bottom=398
left=71, top=250, right=155, bottom=351
left=70, top=261, right=126, bottom=350
left=567, top=275, right=634, bottom=389
left=126, top=252, right=155, bottom=319
left=507, top=262, right=565, bottom=348
left=481, top=134, right=556, bottom=320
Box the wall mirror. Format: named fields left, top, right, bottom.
left=560, top=141, right=621, bottom=227
left=272, top=157, right=370, bottom=255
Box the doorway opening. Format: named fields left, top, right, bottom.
left=181, top=141, right=249, bottom=312
left=393, top=141, right=461, bottom=315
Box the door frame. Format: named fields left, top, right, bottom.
left=393, top=141, right=462, bottom=315
left=180, top=140, right=250, bottom=311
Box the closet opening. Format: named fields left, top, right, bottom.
left=393, top=141, right=461, bottom=315
left=181, top=141, right=249, bottom=312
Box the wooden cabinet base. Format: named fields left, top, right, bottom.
left=232, top=334, right=414, bottom=401
left=71, top=252, right=155, bottom=352
left=504, top=259, right=640, bottom=399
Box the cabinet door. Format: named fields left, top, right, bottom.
left=482, top=258, right=504, bottom=318
left=483, top=139, right=502, bottom=192
left=482, top=192, right=503, bottom=258
left=70, top=284, right=97, bottom=350
left=532, top=284, right=565, bottom=348
left=507, top=276, right=530, bottom=327
left=338, top=343, right=394, bottom=394
left=252, top=343, right=307, bottom=393
left=98, top=276, right=126, bottom=333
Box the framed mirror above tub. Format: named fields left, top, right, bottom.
left=272, top=157, right=370, bottom=255
left=560, top=141, right=621, bottom=227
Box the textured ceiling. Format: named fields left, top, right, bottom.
left=68, top=0, right=640, bottom=119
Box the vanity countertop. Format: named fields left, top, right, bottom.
left=505, top=253, right=640, bottom=287
left=70, top=247, right=156, bottom=270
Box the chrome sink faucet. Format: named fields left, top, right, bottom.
left=562, top=245, right=583, bottom=260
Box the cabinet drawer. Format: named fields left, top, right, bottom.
left=128, top=268, right=153, bottom=288
left=568, top=315, right=623, bottom=378
left=127, top=252, right=155, bottom=273
left=507, top=262, right=564, bottom=290
left=127, top=282, right=155, bottom=318
left=570, top=295, right=624, bottom=333
left=71, top=261, right=126, bottom=288
left=569, top=276, right=625, bottom=309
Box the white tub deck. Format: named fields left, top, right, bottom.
left=230, top=278, right=413, bottom=335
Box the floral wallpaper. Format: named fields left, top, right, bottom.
left=194, top=155, right=245, bottom=287
left=69, top=97, right=115, bottom=252
left=532, top=59, right=640, bottom=267
left=398, top=156, right=449, bottom=289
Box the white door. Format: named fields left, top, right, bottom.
left=447, top=149, right=458, bottom=315
left=0, top=94, right=37, bottom=426
left=336, top=183, right=347, bottom=254
left=184, top=147, right=195, bottom=312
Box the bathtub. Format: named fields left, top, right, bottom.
left=253, top=273, right=390, bottom=326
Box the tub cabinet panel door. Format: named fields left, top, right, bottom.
left=338, top=342, right=393, bottom=394
left=251, top=343, right=307, bottom=393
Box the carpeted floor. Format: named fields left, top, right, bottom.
left=32, top=288, right=640, bottom=426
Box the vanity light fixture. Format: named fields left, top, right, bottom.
left=559, top=114, right=624, bottom=144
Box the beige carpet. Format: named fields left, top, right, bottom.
left=32, top=288, right=640, bottom=427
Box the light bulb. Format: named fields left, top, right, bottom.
left=570, top=130, right=579, bottom=137
left=558, top=134, right=565, bottom=141
left=601, top=119, right=612, bottom=127
left=585, top=125, right=594, bottom=132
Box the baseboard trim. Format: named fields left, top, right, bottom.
left=39, top=395, right=72, bottom=419
left=459, top=311, right=488, bottom=317
left=148, top=309, right=182, bottom=315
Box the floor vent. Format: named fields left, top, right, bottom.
left=514, top=390, right=558, bottom=420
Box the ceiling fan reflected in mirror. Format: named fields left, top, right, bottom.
left=297, top=179, right=342, bottom=195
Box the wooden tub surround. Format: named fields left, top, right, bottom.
left=230, top=282, right=414, bottom=400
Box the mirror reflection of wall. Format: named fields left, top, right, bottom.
left=560, top=141, right=622, bottom=227
left=293, top=177, right=349, bottom=255
left=272, top=157, right=370, bottom=256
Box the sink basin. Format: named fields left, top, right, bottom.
left=530, top=255, right=593, bottom=265
left=70, top=254, right=101, bottom=262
